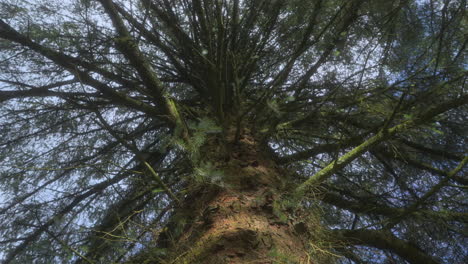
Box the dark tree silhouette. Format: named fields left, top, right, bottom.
left=0, top=0, right=466, bottom=263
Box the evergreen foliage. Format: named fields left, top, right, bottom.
left=0, top=0, right=466, bottom=263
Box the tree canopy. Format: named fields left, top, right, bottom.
left=0, top=0, right=466, bottom=263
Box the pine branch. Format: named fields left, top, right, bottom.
left=295, top=92, right=468, bottom=195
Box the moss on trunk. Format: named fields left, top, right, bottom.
left=127, top=132, right=319, bottom=264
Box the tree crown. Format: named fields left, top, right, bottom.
left=0, top=0, right=466, bottom=263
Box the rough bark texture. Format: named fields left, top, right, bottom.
left=128, top=131, right=312, bottom=263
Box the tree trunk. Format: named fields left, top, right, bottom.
left=130, top=132, right=314, bottom=263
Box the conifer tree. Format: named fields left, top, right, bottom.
left=0, top=0, right=466, bottom=263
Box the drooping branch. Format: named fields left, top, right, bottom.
left=75, top=186, right=156, bottom=264
left=332, top=229, right=439, bottom=264
left=0, top=23, right=136, bottom=88
left=3, top=172, right=130, bottom=264
left=93, top=110, right=181, bottom=205
left=45, top=229, right=95, bottom=264
left=374, top=147, right=468, bottom=186
left=0, top=19, right=162, bottom=118
left=385, top=156, right=467, bottom=228
left=396, top=137, right=464, bottom=161
left=0, top=79, right=96, bottom=102
left=321, top=190, right=468, bottom=223
left=0, top=139, right=120, bottom=215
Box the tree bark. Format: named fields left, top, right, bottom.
left=128, top=132, right=312, bottom=263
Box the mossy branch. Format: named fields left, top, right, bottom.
left=295, top=93, right=468, bottom=196
left=144, top=161, right=181, bottom=205
left=97, top=0, right=189, bottom=139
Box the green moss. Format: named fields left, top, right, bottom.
left=267, top=247, right=301, bottom=264
left=272, top=200, right=289, bottom=224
